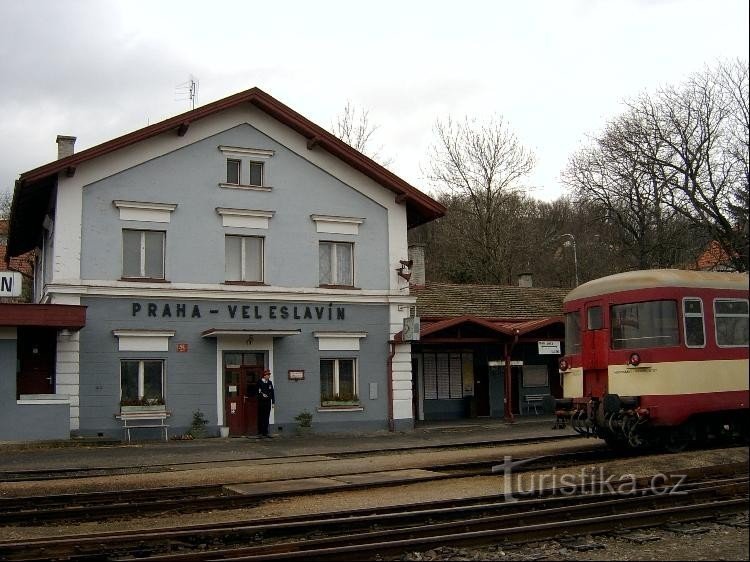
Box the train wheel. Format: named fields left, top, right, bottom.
left=662, top=425, right=692, bottom=453
left=603, top=434, right=630, bottom=450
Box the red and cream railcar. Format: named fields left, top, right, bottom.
left=555, top=269, right=749, bottom=450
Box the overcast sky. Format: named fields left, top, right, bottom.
left=1, top=0, right=747, bottom=203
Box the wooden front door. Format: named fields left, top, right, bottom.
left=224, top=352, right=264, bottom=436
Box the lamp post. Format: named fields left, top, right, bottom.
left=559, top=233, right=579, bottom=287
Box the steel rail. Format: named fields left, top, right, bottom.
left=209, top=497, right=749, bottom=562
left=1, top=471, right=746, bottom=561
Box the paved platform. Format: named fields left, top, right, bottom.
left=0, top=416, right=576, bottom=472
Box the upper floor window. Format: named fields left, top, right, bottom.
left=226, top=235, right=264, bottom=283
left=319, top=241, right=353, bottom=287
left=714, top=299, right=749, bottom=347
left=226, top=159, right=241, bottom=185
left=219, top=146, right=273, bottom=191
left=683, top=298, right=705, bottom=348
left=248, top=162, right=264, bottom=187
left=122, top=229, right=165, bottom=279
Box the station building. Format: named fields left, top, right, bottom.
left=3, top=87, right=445, bottom=440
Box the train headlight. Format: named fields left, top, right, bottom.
left=628, top=352, right=641, bottom=367
left=559, top=358, right=570, bottom=372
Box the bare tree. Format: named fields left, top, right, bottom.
left=563, top=109, right=700, bottom=269
left=424, top=116, right=536, bottom=283
left=564, top=59, right=748, bottom=271
left=0, top=190, right=11, bottom=219
left=331, top=102, right=392, bottom=166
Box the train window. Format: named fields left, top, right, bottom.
left=682, top=298, right=705, bottom=348
left=714, top=299, right=749, bottom=347
left=610, top=300, right=679, bottom=350
left=587, top=306, right=603, bottom=330
left=565, top=312, right=582, bottom=354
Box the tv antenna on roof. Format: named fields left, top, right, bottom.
left=175, top=75, right=199, bottom=110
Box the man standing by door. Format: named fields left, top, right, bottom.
left=257, top=369, right=275, bottom=438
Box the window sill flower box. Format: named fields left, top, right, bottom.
left=120, top=404, right=167, bottom=414
left=321, top=400, right=360, bottom=407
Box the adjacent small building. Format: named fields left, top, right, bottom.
left=407, top=249, right=568, bottom=422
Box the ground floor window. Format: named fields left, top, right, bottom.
left=120, top=359, right=165, bottom=405
left=320, top=358, right=358, bottom=404
left=422, top=352, right=472, bottom=400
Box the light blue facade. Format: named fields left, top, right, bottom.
left=69, top=122, right=401, bottom=437
left=78, top=297, right=390, bottom=437
left=0, top=334, right=71, bottom=442
left=80, top=125, right=390, bottom=288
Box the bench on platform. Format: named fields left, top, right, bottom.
left=115, top=411, right=170, bottom=442
left=523, top=394, right=545, bottom=415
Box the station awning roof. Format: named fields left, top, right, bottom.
left=0, top=304, right=86, bottom=330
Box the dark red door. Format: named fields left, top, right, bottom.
left=224, top=353, right=264, bottom=436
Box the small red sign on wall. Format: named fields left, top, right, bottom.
left=177, top=343, right=189, bottom=353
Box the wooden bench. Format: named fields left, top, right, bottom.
left=523, top=394, right=545, bottom=415
left=115, top=411, right=170, bottom=442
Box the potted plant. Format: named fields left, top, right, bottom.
left=294, top=409, right=313, bottom=434
left=188, top=409, right=209, bottom=439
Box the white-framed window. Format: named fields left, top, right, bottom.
left=120, top=359, right=165, bottom=404
left=219, top=146, right=273, bottom=190
left=714, top=298, right=749, bottom=347
left=248, top=161, right=264, bottom=187
left=320, top=358, right=357, bottom=403
left=225, top=235, right=264, bottom=282
left=682, top=298, right=706, bottom=348
left=226, top=159, right=241, bottom=185
left=319, top=241, right=353, bottom=286
left=122, top=229, right=165, bottom=279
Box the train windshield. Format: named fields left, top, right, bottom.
left=611, top=300, right=679, bottom=350
left=565, top=311, right=582, bottom=354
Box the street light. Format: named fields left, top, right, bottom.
left=558, top=233, right=579, bottom=287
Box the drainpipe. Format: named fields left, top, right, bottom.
left=504, top=329, right=520, bottom=424
left=387, top=341, right=396, bottom=432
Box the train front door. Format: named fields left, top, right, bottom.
left=223, top=352, right=264, bottom=436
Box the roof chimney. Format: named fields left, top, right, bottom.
left=517, top=273, right=533, bottom=288
left=56, top=135, right=76, bottom=159
left=407, top=244, right=426, bottom=287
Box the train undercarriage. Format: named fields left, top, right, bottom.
left=553, top=395, right=750, bottom=452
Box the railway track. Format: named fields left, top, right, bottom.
left=0, top=433, right=581, bottom=483
left=0, top=463, right=746, bottom=561
left=0, top=444, right=654, bottom=525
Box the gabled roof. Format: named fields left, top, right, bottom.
left=413, top=282, right=568, bottom=320
left=419, top=314, right=563, bottom=339
left=9, top=87, right=445, bottom=257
